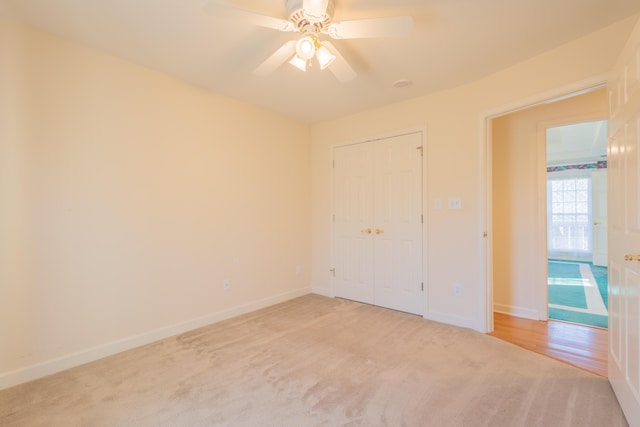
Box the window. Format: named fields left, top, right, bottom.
left=547, top=175, right=592, bottom=258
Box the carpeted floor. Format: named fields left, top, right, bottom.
left=548, top=260, right=608, bottom=328
left=0, top=294, right=627, bottom=426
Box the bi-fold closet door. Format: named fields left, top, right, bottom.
left=332, top=131, right=424, bottom=315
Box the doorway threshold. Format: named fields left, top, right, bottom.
left=488, top=312, right=607, bottom=377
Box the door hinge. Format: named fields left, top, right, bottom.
left=416, top=146, right=423, bottom=156
left=332, top=159, right=335, bottom=168
left=421, top=214, right=424, bottom=224
left=332, top=214, right=335, bottom=223
left=329, top=268, right=336, bottom=277
left=483, top=231, right=488, bottom=238
left=421, top=282, right=424, bottom=291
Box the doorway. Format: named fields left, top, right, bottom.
left=490, top=88, right=607, bottom=322
left=331, top=131, right=424, bottom=315
left=488, top=87, right=609, bottom=375
left=545, top=120, right=609, bottom=329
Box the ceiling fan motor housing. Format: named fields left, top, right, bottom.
left=287, top=0, right=334, bottom=33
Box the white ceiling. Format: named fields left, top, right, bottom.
left=1, top=0, right=640, bottom=123
left=547, top=120, right=608, bottom=166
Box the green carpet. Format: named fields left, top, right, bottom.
left=591, top=264, right=608, bottom=308
left=548, top=308, right=608, bottom=329
left=548, top=285, right=587, bottom=308
left=548, top=261, right=582, bottom=280
left=548, top=260, right=608, bottom=328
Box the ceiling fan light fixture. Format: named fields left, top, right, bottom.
left=289, top=55, right=308, bottom=72
left=295, top=36, right=316, bottom=60
left=316, top=44, right=336, bottom=70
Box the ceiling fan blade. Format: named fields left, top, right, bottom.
left=303, top=0, right=329, bottom=22
left=204, top=2, right=294, bottom=32
left=253, top=41, right=297, bottom=76
left=327, top=16, right=414, bottom=39
left=323, top=42, right=357, bottom=83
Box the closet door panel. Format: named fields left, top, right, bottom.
left=333, top=143, right=374, bottom=304
left=373, top=132, right=423, bottom=315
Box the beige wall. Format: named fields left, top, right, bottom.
left=311, top=15, right=639, bottom=330
left=0, top=20, right=311, bottom=387
left=492, top=89, right=608, bottom=319
left=3, top=12, right=640, bottom=389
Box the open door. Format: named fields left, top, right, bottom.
left=607, top=16, right=640, bottom=425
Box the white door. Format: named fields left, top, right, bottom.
left=373, top=133, right=424, bottom=314
left=607, top=18, right=640, bottom=425
left=333, top=132, right=424, bottom=315
left=333, top=142, right=374, bottom=304
left=591, top=169, right=608, bottom=267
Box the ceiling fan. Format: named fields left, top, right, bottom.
left=210, top=0, right=414, bottom=82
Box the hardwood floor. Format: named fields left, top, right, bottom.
left=488, top=312, right=608, bottom=377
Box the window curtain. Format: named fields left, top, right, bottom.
left=547, top=171, right=592, bottom=259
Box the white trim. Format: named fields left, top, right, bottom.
left=0, top=287, right=311, bottom=391
left=311, top=286, right=333, bottom=297
left=421, top=128, right=429, bottom=319
left=425, top=310, right=477, bottom=330
left=482, top=76, right=607, bottom=119
left=494, top=304, right=540, bottom=320
left=331, top=126, right=427, bottom=149
left=480, top=74, right=608, bottom=333
left=536, top=118, right=550, bottom=320
left=478, top=109, right=491, bottom=333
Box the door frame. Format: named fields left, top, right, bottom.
left=330, top=126, right=428, bottom=315
left=480, top=75, right=607, bottom=333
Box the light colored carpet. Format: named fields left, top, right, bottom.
left=0, top=294, right=627, bottom=426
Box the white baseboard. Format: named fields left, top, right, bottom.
left=0, top=287, right=311, bottom=391
left=494, top=303, right=540, bottom=320
left=424, top=310, right=478, bottom=331
left=311, top=286, right=333, bottom=297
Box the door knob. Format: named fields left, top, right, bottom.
left=361, top=228, right=372, bottom=234
left=624, top=254, right=640, bottom=261
left=375, top=228, right=384, bottom=235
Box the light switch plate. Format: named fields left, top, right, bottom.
left=448, top=197, right=462, bottom=210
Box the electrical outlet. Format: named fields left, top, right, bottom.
left=454, top=283, right=462, bottom=297
left=223, top=279, right=231, bottom=291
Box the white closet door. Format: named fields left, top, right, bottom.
left=333, top=132, right=423, bottom=315
left=333, top=142, right=375, bottom=304
left=373, top=133, right=424, bottom=314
